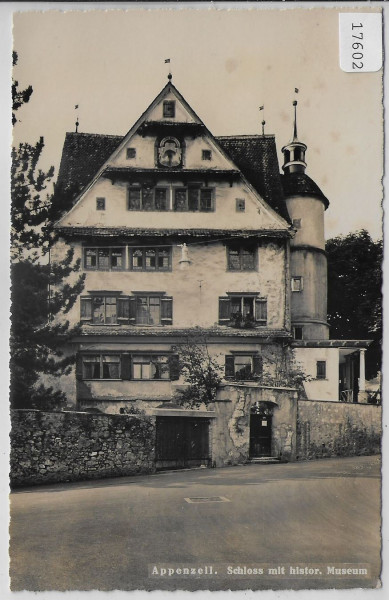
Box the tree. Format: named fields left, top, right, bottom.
left=10, top=52, right=85, bottom=410
left=326, top=230, right=382, bottom=379
left=12, top=51, right=33, bottom=126
left=171, top=334, right=223, bottom=408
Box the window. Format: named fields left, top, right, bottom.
left=173, top=187, right=214, bottom=212
left=202, top=149, right=212, bottom=161
left=225, top=354, right=263, bottom=380
left=236, top=198, right=245, bottom=212
left=132, top=355, right=170, bottom=380
left=129, top=247, right=171, bottom=271
left=218, top=294, right=267, bottom=326
left=293, top=326, right=303, bottom=340
left=83, top=247, right=125, bottom=271
left=81, top=294, right=173, bottom=326
left=81, top=295, right=120, bottom=325
left=291, top=277, right=303, bottom=292
left=126, top=147, right=136, bottom=159
left=128, top=187, right=169, bottom=211
left=134, top=295, right=173, bottom=325
left=227, top=245, right=256, bottom=270
left=316, top=360, right=327, bottom=379
left=163, top=100, right=175, bottom=118
left=293, top=148, right=302, bottom=161
left=292, top=218, right=302, bottom=229
left=82, top=354, right=121, bottom=379
left=96, top=197, right=105, bottom=211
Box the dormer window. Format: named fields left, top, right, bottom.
left=202, top=149, right=212, bottom=161
left=163, top=100, right=175, bottom=118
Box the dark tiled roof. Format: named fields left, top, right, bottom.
left=77, top=325, right=291, bottom=338
left=216, top=135, right=291, bottom=222
left=54, top=132, right=291, bottom=221
left=281, top=172, right=329, bottom=209
left=55, top=226, right=291, bottom=238
left=55, top=132, right=122, bottom=200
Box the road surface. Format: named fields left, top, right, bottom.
left=9, top=455, right=381, bottom=591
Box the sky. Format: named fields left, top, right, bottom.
left=11, top=5, right=383, bottom=240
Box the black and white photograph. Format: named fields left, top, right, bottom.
left=6, top=2, right=384, bottom=594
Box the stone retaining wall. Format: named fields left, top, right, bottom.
left=296, top=400, right=381, bottom=460
left=10, top=409, right=156, bottom=487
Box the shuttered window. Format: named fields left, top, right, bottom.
left=218, top=295, right=267, bottom=326
left=225, top=354, right=263, bottom=380
left=81, top=295, right=173, bottom=326
left=76, top=352, right=177, bottom=381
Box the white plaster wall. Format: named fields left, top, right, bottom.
left=294, top=347, right=339, bottom=401
left=147, top=89, right=198, bottom=123
left=286, top=196, right=326, bottom=249
left=58, top=178, right=285, bottom=231
left=61, top=239, right=287, bottom=329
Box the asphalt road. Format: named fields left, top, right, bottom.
left=10, top=455, right=381, bottom=591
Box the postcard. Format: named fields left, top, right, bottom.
left=7, top=3, right=384, bottom=594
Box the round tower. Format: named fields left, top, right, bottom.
left=281, top=101, right=329, bottom=340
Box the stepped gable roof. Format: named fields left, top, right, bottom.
left=54, top=131, right=291, bottom=221
left=216, top=135, right=291, bottom=222
left=281, top=172, right=329, bottom=209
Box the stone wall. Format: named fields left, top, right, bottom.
left=212, top=384, right=298, bottom=466
left=296, top=400, right=381, bottom=460
left=10, top=409, right=156, bottom=487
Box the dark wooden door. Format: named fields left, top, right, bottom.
left=249, top=413, right=272, bottom=457
left=156, top=417, right=210, bottom=470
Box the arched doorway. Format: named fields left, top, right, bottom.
left=249, top=402, right=274, bottom=458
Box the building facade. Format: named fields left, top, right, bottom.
left=51, top=78, right=370, bottom=466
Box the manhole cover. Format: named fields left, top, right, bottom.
left=184, top=496, right=231, bottom=503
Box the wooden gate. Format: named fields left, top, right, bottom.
left=155, top=416, right=210, bottom=470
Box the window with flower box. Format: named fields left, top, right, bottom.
left=225, top=354, right=263, bottom=380
left=218, top=293, right=267, bottom=327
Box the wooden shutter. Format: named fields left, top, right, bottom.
left=161, top=296, right=173, bottom=325
left=252, top=355, right=263, bottom=377
left=75, top=353, right=84, bottom=380
left=117, top=296, right=130, bottom=323
left=80, top=296, right=92, bottom=322
left=128, top=296, right=137, bottom=323
left=169, top=354, right=180, bottom=381
left=120, top=353, right=131, bottom=380
left=225, top=355, right=235, bottom=378
left=219, top=297, right=231, bottom=324
left=255, top=298, right=267, bottom=324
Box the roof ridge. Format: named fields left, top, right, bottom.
left=216, top=134, right=275, bottom=140
left=65, top=132, right=123, bottom=139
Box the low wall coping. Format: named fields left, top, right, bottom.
left=220, top=383, right=298, bottom=392
left=150, top=408, right=217, bottom=418
left=297, top=399, right=382, bottom=407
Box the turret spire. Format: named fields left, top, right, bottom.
left=293, top=100, right=298, bottom=142
left=281, top=98, right=307, bottom=174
